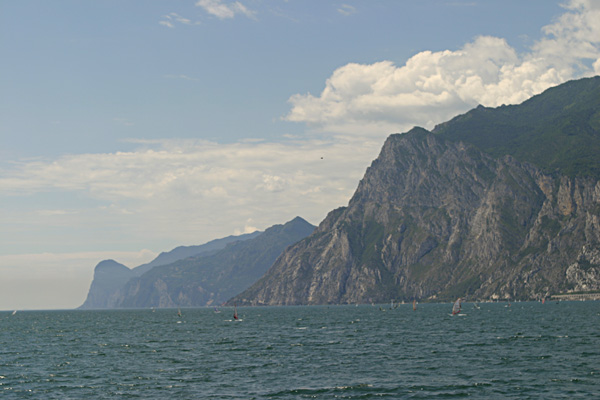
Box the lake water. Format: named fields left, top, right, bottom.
left=1, top=302, right=598, bottom=399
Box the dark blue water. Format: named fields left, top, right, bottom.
left=1, top=302, right=599, bottom=399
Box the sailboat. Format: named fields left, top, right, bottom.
left=451, top=298, right=462, bottom=315
left=214, top=306, right=221, bottom=313
left=177, top=308, right=182, bottom=318
left=233, top=304, right=239, bottom=320
left=413, top=299, right=417, bottom=311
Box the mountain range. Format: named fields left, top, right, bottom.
left=82, top=76, right=600, bottom=308
left=231, top=76, right=600, bottom=305
left=80, top=218, right=313, bottom=309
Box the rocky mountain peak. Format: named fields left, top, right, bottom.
left=231, top=77, right=600, bottom=305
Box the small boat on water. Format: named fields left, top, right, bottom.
left=214, top=307, right=221, bottom=313
left=233, top=304, right=239, bottom=320
left=177, top=308, right=182, bottom=318
left=452, top=298, right=462, bottom=315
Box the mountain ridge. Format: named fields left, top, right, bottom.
left=80, top=230, right=262, bottom=309
left=131, top=231, right=262, bottom=276
left=231, top=77, right=600, bottom=305
left=112, top=216, right=315, bottom=308
left=433, top=75, right=600, bottom=178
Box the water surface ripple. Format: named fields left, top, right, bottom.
left=1, top=302, right=598, bottom=398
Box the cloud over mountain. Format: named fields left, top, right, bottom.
left=285, top=0, right=600, bottom=135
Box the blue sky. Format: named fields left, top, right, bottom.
left=1, top=0, right=599, bottom=310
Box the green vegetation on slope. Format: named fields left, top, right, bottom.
left=433, top=76, right=600, bottom=179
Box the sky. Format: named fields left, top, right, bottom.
left=1, top=0, right=599, bottom=310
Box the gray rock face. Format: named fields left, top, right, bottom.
left=79, top=260, right=135, bottom=309
left=233, top=129, right=600, bottom=305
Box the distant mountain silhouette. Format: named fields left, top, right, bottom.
left=80, top=217, right=314, bottom=309
left=79, top=231, right=261, bottom=309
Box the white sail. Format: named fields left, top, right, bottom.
left=452, top=298, right=461, bottom=315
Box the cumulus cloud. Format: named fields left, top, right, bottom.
left=196, top=0, right=256, bottom=20
left=534, top=0, right=600, bottom=73
left=285, top=0, right=600, bottom=135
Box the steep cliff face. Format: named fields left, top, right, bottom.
left=233, top=129, right=600, bottom=305
left=80, top=260, right=135, bottom=309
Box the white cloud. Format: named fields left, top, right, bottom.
left=534, top=0, right=600, bottom=74
left=195, top=0, right=257, bottom=20
left=257, top=174, right=287, bottom=192
left=285, top=0, right=600, bottom=135
left=1, top=136, right=382, bottom=254
left=234, top=219, right=259, bottom=236
left=159, top=12, right=198, bottom=28
left=337, top=4, right=357, bottom=16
